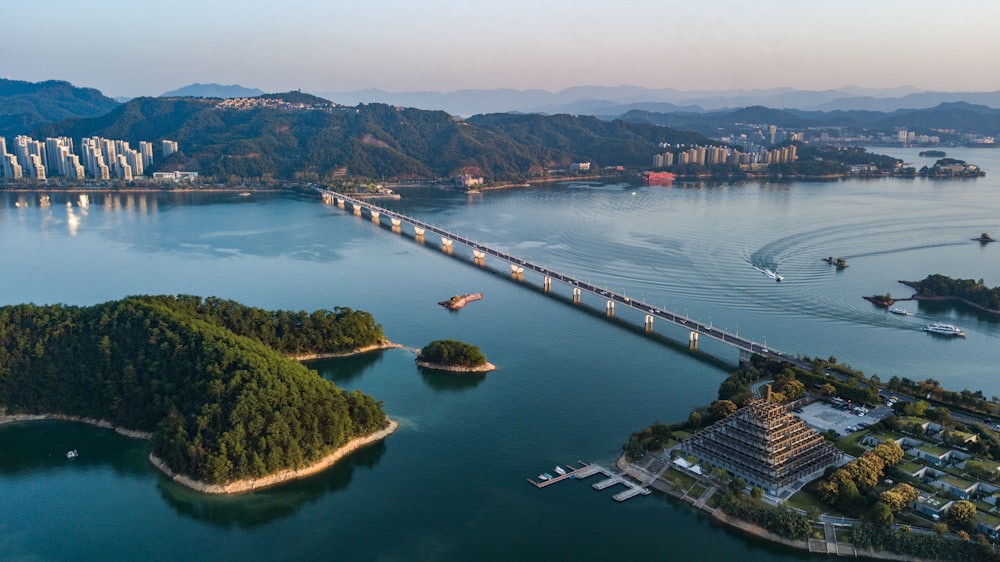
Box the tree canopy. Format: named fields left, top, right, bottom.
left=0, top=295, right=388, bottom=484
left=418, top=339, right=487, bottom=367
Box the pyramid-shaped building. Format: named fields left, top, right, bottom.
left=680, top=398, right=841, bottom=495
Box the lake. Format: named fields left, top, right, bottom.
left=2, top=146, right=998, bottom=560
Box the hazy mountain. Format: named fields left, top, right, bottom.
left=317, top=85, right=999, bottom=117
left=618, top=102, right=1000, bottom=136
left=0, top=79, right=120, bottom=137
left=161, top=83, right=265, bottom=98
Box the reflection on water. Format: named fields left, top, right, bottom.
left=0, top=421, right=150, bottom=479
left=155, top=441, right=387, bottom=529
left=310, top=350, right=393, bottom=386
left=417, top=367, right=487, bottom=392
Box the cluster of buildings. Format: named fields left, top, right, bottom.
left=653, top=144, right=798, bottom=170
left=863, top=424, right=1000, bottom=538
left=0, top=136, right=179, bottom=181
left=214, top=97, right=338, bottom=111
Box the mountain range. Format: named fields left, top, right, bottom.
left=0, top=79, right=119, bottom=137
left=317, top=85, right=1000, bottom=117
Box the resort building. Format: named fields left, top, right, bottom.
left=680, top=398, right=841, bottom=496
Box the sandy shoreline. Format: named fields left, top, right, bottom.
left=290, top=340, right=405, bottom=361
left=150, top=418, right=399, bottom=494
left=0, top=412, right=154, bottom=439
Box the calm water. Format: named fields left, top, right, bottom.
left=2, top=146, right=999, bottom=560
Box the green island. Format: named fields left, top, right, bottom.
left=624, top=355, right=1000, bottom=561
left=415, top=339, right=496, bottom=373
left=825, top=256, right=849, bottom=269
left=903, top=274, right=1000, bottom=313
left=0, top=295, right=395, bottom=493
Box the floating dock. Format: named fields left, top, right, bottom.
left=528, top=461, right=651, bottom=502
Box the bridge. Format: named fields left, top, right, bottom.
left=318, top=187, right=797, bottom=366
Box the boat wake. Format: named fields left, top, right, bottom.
left=750, top=263, right=784, bottom=282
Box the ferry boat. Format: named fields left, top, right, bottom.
left=889, top=307, right=910, bottom=316
left=922, top=322, right=966, bottom=337
left=66, top=450, right=79, bottom=459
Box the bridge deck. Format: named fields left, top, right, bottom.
left=319, top=188, right=795, bottom=364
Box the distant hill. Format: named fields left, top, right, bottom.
left=161, top=83, right=266, bottom=98
left=317, top=85, right=1000, bottom=117
left=30, top=92, right=709, bottom=182
left=618, top=102, right=1000, bottom=136
left=0, top=79, right=120, bottom=137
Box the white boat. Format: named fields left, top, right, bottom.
left=554, top=466, right=567, bottom=476
left=543, top=473, right=554, bottom=480
left=66, top=450, right=79, bottom=459
left=889, top=307, right=910, bottom=316
left=763, top=268, right=784, bottom=282
left=537, top=473, right=549, bottom=481
left=922, top=322, right=966, bottom=337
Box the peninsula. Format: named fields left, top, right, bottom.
left=0, top=295, right=395, bottom=492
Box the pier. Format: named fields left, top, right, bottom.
left=527, top=462, right=651, bottom=502
left=318, top=187, right=799, bottom=367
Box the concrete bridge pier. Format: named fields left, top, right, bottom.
left=352, top=205, right=362, bottom=216
left=689, top=331, right=699, bottom=350
left=606, top=299, right=615, bottom=317
left=473, top=249, right=486, bottom=266
left=414, top=226, right=425, bottom=236
left=645, top=314, right=654, bottom=333
left=573, top=287, right=581, bottom=303
left=739, top=348, right=753, bottom=364
left=337, top=198, right=345, bottom=209
left=441, top=237, right=453, bottom=254
left=510, top=264, right=524, bottom=281
left=391, top=217, right=402, bottom=234
left=543, top=276, right=551, bottom=292
left=370, top=211, right=380, bottom=223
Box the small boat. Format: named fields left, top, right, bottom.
left=543, top=473, right=554, bottom=480
left=66, top=450, right=79, bottom=459
left=763, top=268, right=784, bottom=282
left=922, top=322, right=966, bottom=337
left=554, top=466, right=567, bottom=476
left=889, top=307, right=910, bottom=316
left=239, top=192, right=251, bottom=197
left=537, top=474, right=549, bottom=481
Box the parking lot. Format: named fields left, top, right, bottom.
left=795, top=400, right=892, bottom=436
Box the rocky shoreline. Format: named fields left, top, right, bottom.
left=149, top=419, right=398, bottom=494
left=414, top=359, right=496, bottom=373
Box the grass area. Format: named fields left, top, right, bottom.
left=785, top=487, right=843, bottom=518
left=688, top=482, right=709, bottom=498
left=672, top=430, right=693, bottom=441
left=835, top=430, right=869, bottom=457
left=706, top=493, right=724, bottom=509
left=660, top=467, right=697, bottom=490
left=899, top=511, right=936, bottom=530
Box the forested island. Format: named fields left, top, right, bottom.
left=0, top=295, right=395, bottom=492
left=904, top=274, right=1000, bottom=313
left=415, top=339, right=495, bottom=372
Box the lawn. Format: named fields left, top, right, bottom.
left=835, top=430, right=869, bottom=457
left=786, top=487, right=844, bottom=518
left=660, top=467, right=697, bottom=490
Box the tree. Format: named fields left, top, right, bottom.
left=710, top=399, right=738, bottom=418
left=926, top=407, right=951, bottom=423
left=729, top=476, right=746, bottom=493
left=688, top=410, right=703, bottom=429
left=932, top=522, right=948, bottom=535
left=949, top=500, right=977, bottom=532
left=820, top=383, right=837, bottom=396
left=751, top=486, right=764, bottom=500
left=903, top=400, right=931, bottom=418
left=870, top=501, right=894, bottom=527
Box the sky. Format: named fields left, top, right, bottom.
left=3, top=0, right=999, bottom=98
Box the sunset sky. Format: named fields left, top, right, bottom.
left=4, top=0, right=998, bottom=98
